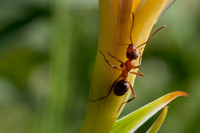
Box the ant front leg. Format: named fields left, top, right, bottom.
left=89, top=75, right=123, bottom=102
left=107, top=52, right=124, bottom=68
left=132, top=48, right=144, bottom=69
left=99, top=50, right=122, bottom=71
left=118, top=80, right=136, bottom=112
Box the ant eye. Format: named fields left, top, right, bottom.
left=126, top=52, right=129, bottom=57
left=134, top=52, right=138, bottom=59
left=126, top=50, right=138, bottom=60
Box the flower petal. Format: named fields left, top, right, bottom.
left=132, top=0, right=175, bottom=46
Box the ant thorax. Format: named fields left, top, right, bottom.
left=121, top=60, right=134, bottom=79
left=124, top=60, right=134, bottom=70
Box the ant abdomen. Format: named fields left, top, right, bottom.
left=113, top=80, right=129, bottom=96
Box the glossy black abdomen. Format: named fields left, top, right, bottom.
left=113, top=80, right=129, bottom=96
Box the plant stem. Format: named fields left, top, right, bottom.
left=37, top=0, right=71, bottom=132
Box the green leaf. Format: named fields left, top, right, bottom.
left=110, top=91, right=188, bottom=133
left=146, top=106, right=168, bottom=133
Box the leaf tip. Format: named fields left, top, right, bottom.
left=173, top=91, right=189, bottom=97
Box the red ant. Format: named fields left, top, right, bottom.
left=90, top=13, right=166, bottom=111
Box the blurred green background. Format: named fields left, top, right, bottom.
left=0, top=0, right=199, bottom=133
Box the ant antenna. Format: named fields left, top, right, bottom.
left=119, top=12, right=135, bottom=46
left=119, top=43, right=129, bottom=46
left=136, top=25, right=166, bottom=49
left=129, top=12, right=134, bottom=44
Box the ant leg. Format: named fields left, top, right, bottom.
left=132, top=57, right=141, bottom=69
left=129, top=71, right=144, bottom=77
left=89, top=75, right=123, bottom=102
left=118, top=80, right=136, bottom=112
left=99, top=50, right=122, bottom=71
left=107, top=52, right=124, bottom=68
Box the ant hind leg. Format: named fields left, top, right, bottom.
left=118, top=80, right=136, bottom=112
left=89, top=75, right=123, bottom=102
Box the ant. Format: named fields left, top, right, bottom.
left=90, top=13, right=166, bottom=111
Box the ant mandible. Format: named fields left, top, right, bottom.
left=90, top=12, right=166, bottom=111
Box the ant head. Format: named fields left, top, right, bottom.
left=126, top=44, right=138, bottom=60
